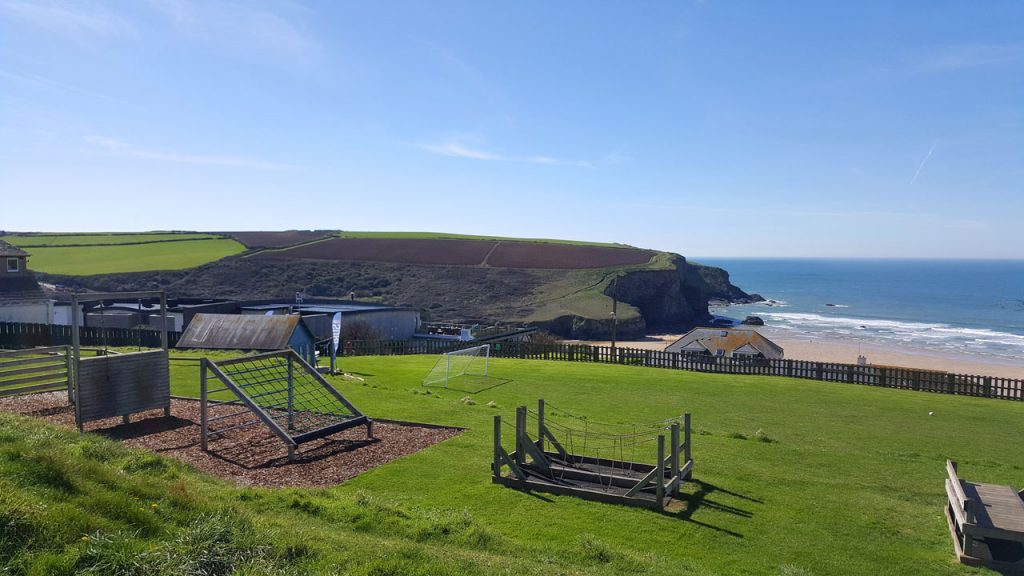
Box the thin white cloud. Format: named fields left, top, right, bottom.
left=0, top=0, right=136, bottom=39
left=84, top=136, right=295, bottom=170
left=143, top=0, right=321, bottom=64
left=0, top=68, right=125, bottom=104
left=418, top=140, right=592, bottom=168
left=910, top=141, right=937, bottom=184
left=920, top=44, right=1024, bottom=71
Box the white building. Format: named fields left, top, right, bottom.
left=0, top=240, right=53, bottom=324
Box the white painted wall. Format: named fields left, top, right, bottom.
left=0, top=301, right=52, bottom=323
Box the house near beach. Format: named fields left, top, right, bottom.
left=0, top=240, right=53, bottom=324
left=664, top=328, right=784, bottom=359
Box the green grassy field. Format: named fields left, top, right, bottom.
left=337, top=230, right=631, bottom=248
left=4, top=353, right=1020, bottom=575
left=2, top=233, right=219, bottom=247
left=21, top=239, right=245, bottom=275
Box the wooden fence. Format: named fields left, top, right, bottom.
left=345, top=339, right=1024, bottom=401
left=0, top=321, right=180, bottom=350
left=3, top=322, right=1019, bottom=402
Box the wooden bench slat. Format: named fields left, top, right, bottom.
left=946, top=478, right=969, bottom=528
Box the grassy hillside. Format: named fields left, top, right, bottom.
left=5, top=353, right=1018, bottom=575
left=14, top=238, right=245, bottom=275
left=337, top=231, right=631, bottom=248
left=2, top=233, right=219, bottom=247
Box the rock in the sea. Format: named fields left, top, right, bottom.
left=741, top=315, right=765, bottom=326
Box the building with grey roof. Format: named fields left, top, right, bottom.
left=0, top=240, right=53, bottom=323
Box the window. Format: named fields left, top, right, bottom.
left=6, top=258, right=18, bottom=272
left=715, top=349, right=725, bottom=357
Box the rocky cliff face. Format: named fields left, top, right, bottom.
left=528, top=257, right=756, bottom=340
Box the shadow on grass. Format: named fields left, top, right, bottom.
left=425, top=377, right=514, bottom=395
left=665, top=480, right=762, bottom=538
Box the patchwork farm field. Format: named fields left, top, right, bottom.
left=17, top=238, right=245, bottom=275
left=256, top=237, right=656, bottom=269
left=228, top=231, right=334, bottom=249
left=2, top=353, right=1020, bottom=575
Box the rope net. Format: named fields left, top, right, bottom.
left=212, top=354, right=358, bottom=437
left=522, top=402, right=684, bottom=488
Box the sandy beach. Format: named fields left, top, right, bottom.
left=566, top=329, right=1024, bottom=380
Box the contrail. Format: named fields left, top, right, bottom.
left=910, top=141, right=937, bottom=184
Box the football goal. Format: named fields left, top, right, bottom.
left=423, top=344, right=490, bottom=388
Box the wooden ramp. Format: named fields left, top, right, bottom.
left=492, top=400, right=693, bottom=510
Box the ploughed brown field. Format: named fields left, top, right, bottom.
left=229, top=231, right=332, bottom=248
left=254, top=238, right=655, bottom=269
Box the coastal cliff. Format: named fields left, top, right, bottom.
left=526, top=257, right=757, bottom=339
left=38, top=254, right=754, bottom=341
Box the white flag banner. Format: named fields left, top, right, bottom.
left=331, top=312, right=342, bottom=355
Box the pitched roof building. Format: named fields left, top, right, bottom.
left=0, top=240, right=53, bottom=323
left=664, top=328, right=784, bottom=359
left=176, top=313, right=318, bottom=363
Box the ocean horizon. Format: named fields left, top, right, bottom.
left=696, top=258, right=1024, bottom=362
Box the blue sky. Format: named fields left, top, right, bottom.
left=1, top=1, right=1022, bottom=258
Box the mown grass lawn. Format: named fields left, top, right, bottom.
left=22, top=238, right=245, bottom=275
left=170, top=354, right=1021, bottom=575
left=3, top=354, right=1019, bottom=575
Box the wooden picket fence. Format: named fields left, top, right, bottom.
left=346, top=339, right=1024, bottom=401
left=0, top=321, right=180, bottom=350
left=3, top=322, right=1020, bottom=402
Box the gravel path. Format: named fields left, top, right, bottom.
left=0, top=392, right=462, bottom=488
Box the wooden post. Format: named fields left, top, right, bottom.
left=71, top=294, right=82, bottom=430
left=64, top=344, right=73, bottom=404
left=287, top=354, right=295, bottom=431
left=670, top=422, right=680, bottom=496
left=200, top=358, right=208, bottom=452
left=515, top=406, right=525, bottom=465
left=493, top=415, right=501, bottom=478
left=655, top=435, right=665, bottom=509
left=683, top=413, right=692, bottom=479
left=537, top=399, right=545, bottom=453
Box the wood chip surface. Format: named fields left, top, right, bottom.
left=0, top=392, right=461, bottom=488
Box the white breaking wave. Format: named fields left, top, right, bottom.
left=760, top=312, right=1024, bottom=354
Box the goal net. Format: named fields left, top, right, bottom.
left=423, top=344, right=490, bottom=388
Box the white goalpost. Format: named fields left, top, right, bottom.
left=423, top=344, right=490, bottom=388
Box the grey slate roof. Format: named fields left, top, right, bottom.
left=0, top=240, right=28, bottom=257
left=176, top=313, right=310, bottom=350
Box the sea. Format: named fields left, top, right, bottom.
left=696, top=259, right=1024, bottom=362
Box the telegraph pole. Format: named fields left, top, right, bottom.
left=610, top=277, right=618, bottom=353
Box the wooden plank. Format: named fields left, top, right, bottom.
left=0, top=381, right=67, bottom=397
left=964, top=482, right=1024, bottom=540
left=0, top=354, right=66, bottom=369
left=947, top=478, right=969, bottom=528
left=0, top=361, right=67, bottom=379
left=0, top=371, right=68, bottom=388
left=947, top=461, right=969, bottom=510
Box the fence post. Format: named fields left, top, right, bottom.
left=683, top=412, right=692, bottom=479
left=200, top=358, right=209, bottom=452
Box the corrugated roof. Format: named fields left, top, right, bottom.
left=176, top=313, right=305, bottom=350
left=0, top=240, right=28, bottom=257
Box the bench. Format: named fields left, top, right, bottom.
left=945, top=460, right=1024, bottom=572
